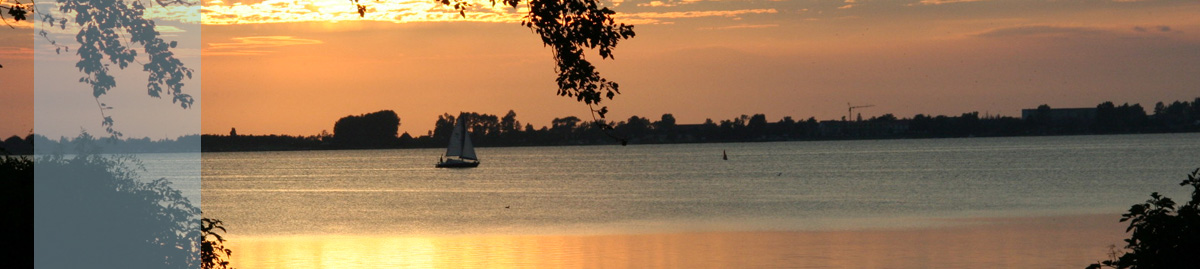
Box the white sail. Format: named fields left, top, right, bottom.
left=445, top=119, right=464, bottom=157
left=437, top=115, right=480, bottom=167
left=461, top=128, right=477, bottom=160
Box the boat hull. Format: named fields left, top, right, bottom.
left=436, top=159, right=479, bottom=168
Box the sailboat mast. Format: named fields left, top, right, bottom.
left=459, top=119, right=466, bottom=155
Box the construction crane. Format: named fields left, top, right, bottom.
left=848, top=103, right=874, bottom=122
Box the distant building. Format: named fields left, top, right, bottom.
left=1021, top=107, right=1097, bottom=124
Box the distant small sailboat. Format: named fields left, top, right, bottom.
left=723, top=150, right=728, bottom=160
left=436, top=117, right=480, bottom=168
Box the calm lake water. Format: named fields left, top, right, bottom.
left=198, top=133, right=1199, bottom=268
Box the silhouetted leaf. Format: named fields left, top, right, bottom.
left=7, top=4, right=26, bottom=21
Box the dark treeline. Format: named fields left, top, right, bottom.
left=334, top=110, right=401, bottom=149
left=193, top=98, right=1199, bottom=152
left=11, top=99, right=1194, bottom=153
left=2, top=133, right=200, bottom=154
left=1, top=134, right=34, bottom=155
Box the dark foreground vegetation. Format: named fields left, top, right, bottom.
left=1089, top=168, right=1200, bottom=268
left=8, top=133, right=233, bottom=268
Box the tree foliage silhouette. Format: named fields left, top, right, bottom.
left=8, top=0, right=196, bottom=138
left=201, top=217, right=235, bottom=269
left=333, top=110, right=401, bottom=148
left=1, top=154, right=33, bottom=257
left=1088, top=168, right=1200, bottom=268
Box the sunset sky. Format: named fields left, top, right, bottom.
left=7, top=0, right=1200, bottom=138
left=200, top=0, right=1200, bottom=137
left=0, top=25, right=32, bottom=139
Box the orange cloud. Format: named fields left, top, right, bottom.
left=616, top=9, right=778, bottom=24
left=635, top=0, right=703, bottom=7
left=972, top=25, right=1112, bottom=38
left=204, top=36, right=323, bottom=56
left=914, top=0, right=986, bottom=5
left=0, top=47, right=35, bottom=60
left=698, top=23, right=779, bottom=30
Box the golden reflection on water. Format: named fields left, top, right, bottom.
left=228, top=214, right=1125, bottom=268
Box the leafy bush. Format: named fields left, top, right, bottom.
left=32, top=132, right=232, bottom=268
left=1089, top=168, right=1200, bottom=268
left=34, top=152, right=201, bottom=268
left=201, top=218, right=235, bottom=269
left=2, top=155, right=34, bottom=264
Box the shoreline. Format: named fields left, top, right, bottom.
left=201, top=131, right=1198, bottom=153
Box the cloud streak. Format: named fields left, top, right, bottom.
left=615, top=9, right=778, bottom=24
left=204, top=36, right=323, bottom=56
left=973, top=25, right=1113, bottom=38
left=914, top=0, right=986, bottom=5
left=0, top=47, right=35, bottom=60
left=698, top=23, right=778, bottom=30
left=1133, top=25, right=1172, bottom=33
left=971, top=24, right=1186, bottom=41
left=634, top=0, right=702, bottom=7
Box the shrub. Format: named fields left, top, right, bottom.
left=1089, top=168, right=1200, bottom=268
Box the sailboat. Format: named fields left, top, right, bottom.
left=436, top=117, right=480, bottom=168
